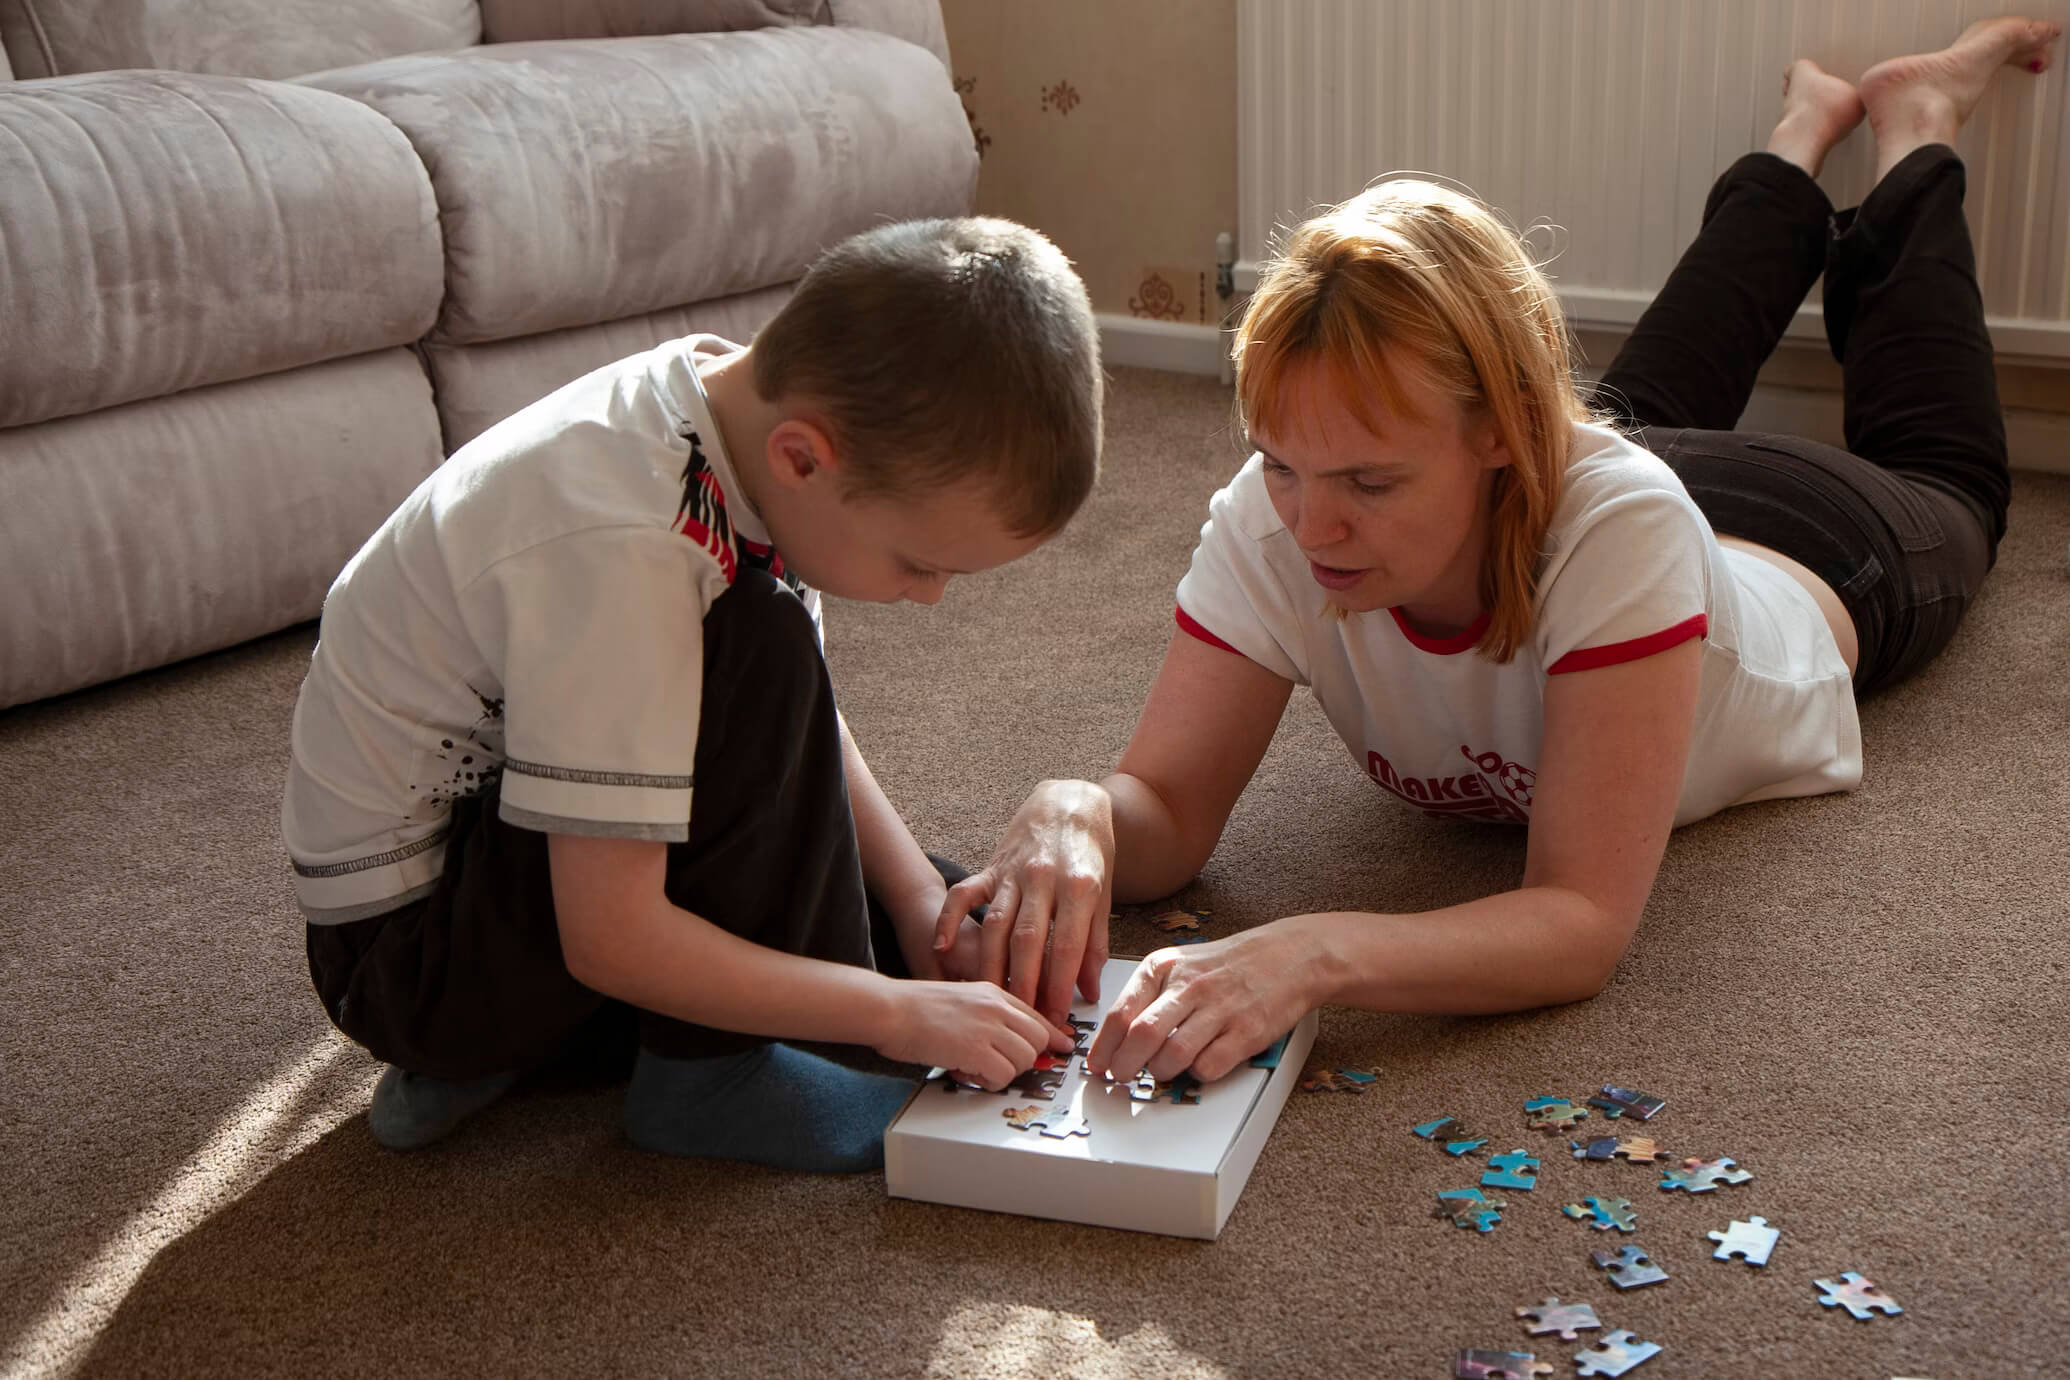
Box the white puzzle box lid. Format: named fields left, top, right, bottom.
left=884, top=955, right=1320, bottom=1240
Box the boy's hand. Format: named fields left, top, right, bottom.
left=933, top=779, right=1113, bottom=1027
left=874, top=981, right=1074, bottom=1090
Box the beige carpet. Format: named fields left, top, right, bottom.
left=4, top=367, right=2067, bottom=1378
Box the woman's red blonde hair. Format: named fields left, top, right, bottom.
left=1233, top=179, right=1590, bottom=662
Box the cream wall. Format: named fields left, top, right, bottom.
left=940, top=0, right=1237, bottom=326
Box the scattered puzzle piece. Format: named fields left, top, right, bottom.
left=1436, top=1188, right=1506, bottom=1233
left=1481, top=1149, right=1540, bottom=1191
left=1610, top=1136, right=1669, bottom=1164
left=1524, top=1096, right=1589, bottom=1132
left=1414, top=1115, right=1487, bottom=1155
left=1659, top=1156, right=1752, bottom=1193
left=1708, top=1216, right=1779, bottom=1266
left=1150, top=908, right=1209, bottom=932
left=1573, top=1329, right=1662, bottom=1377
left=1125, top=1070, right=1159, bottom=1101
left=1586, top=1085, right=1666, bottom=1120
left=1591, top=1245, right=1669, bottom=1290
left=1001, top=1105, right=1045, bottom=1129
left=1300, top=1066, right=1372, bottom=1094
left=1571, top=1137, right=1620, bottom=1162
left=1814, top=1271, right=1903, bottom=1320
left=1454, top=1349, right=1553, bottom=1380
left=1562, top=1196, right=1637, bottom=1232
left=1514, top=1297, right=1600, bottom=1342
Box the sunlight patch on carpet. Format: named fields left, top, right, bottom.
left=2, top=1038, right=372, bottom=1378
left=925, top=1301, right=1228, bottom=1379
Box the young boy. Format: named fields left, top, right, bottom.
left=284, top=218, right=1102, bottom=1171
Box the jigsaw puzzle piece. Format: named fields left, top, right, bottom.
left=1150, top=908, right=1209, bottom=933
left=1435, top=1188, right=1506, bottom=1233
left=1814, top=1271, right=1903, bottom=1320
left=1032, top=1110, right=1092, bottom=1140
left=1523, top=1096, right=1589, bottom=1132
left=1561, top=1196, right=1637, bottom=1232
left=1158, top=1073, right=1202, bottom=1105
left=1659, top=1156, right=1752, bottom=1193
left=1573, top=1329, right=1662, bottom=1377
left=1004, top=1067, right=1066, bottom=1102
left=1299, top=1066, right=1372, bottom=1094
left=1571, top=1137, right=1620, bottom=1161
left=1414, top=1117, right=1458, bottom=1139
left=1590, top=1245, right=1669, bottom=1290
left=1481, top=1150, right=1540, bottom=1191
left=1454, top=1349, right=1553, bottom=1379
left=1586, top=1085, right=1666, bottom=1121
left=1513, top=1296, right=1600, bottom=1342
left=1001, top=1105, right=1045, bottom=1130
left=1248, top=1031, right=1293, bottom=1069
left=1609, top=1136, right=1668, bottom=1164
left=1707, top=1216, right=1779, bottom=1266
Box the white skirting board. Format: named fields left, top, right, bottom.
left=1616, top=376, right=2070, bottom=477
left=1097, top=316, right=2070, bottom=476
left=1097, top=315, right=1228, bottom=378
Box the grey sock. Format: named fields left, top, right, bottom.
left=622, top=1043, right=916, bottom=1173
left=368, top=1065, right=521, bottom=1151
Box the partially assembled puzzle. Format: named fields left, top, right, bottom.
left=883, top=955, right=1319, bottom=1239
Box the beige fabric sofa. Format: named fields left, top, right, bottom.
left=0, top=0, right=975, bottom=709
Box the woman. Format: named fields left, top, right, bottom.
left=932, top=19, right=2060, bottom=1085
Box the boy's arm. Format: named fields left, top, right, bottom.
left=838, top=715, right=963, bottom=979
left=546, top=833, right=1066, bottom=1085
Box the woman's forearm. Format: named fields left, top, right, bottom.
left=1297, top=884, right=1634, bottom=1014
left=1100, top=770, right=1215, bottom=903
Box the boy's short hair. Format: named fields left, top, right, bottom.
left=752, top=217, right=1102, bottom=538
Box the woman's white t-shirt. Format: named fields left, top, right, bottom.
left=1173, top=422, right=1860, bottom=827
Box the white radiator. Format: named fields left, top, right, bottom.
left=1237, top=0, right=2070, bottom=360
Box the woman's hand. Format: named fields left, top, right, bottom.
left=1085, top=921, right=1333, bottom=1083
left=932, top=779, right=1115, bottom=1026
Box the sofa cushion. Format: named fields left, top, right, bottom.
left=0, top=0, right=479, bottom=81
left=477, top=0, right=819, bottom=44
left=0, top=72, right=443, bottom=431
left=425, top=282, right=793, bottom=449
left=0, top=348, right=443, bottom=710
left=303, top=26, right=976, bottom=346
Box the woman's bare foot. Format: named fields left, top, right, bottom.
left=1767, top=59, right=1866, bottom=178
left=1859, top=17, right=2062, bottom=180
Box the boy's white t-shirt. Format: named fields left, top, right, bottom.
left=1174, top=422, right=1860, bottom=827
left=283, top=334, right=819, bottom=924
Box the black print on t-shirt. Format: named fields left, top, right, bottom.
left=410, top=685, right=506, bottom=816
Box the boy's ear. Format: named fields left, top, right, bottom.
left=766, top=416, right=842, bottom=489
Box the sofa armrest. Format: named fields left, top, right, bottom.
left=822, top=0, right=948, bottom=70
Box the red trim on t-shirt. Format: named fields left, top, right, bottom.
left=1547, top=613, right=1709, bottom=675
left=1387, top=606, right=1490, bottom=655
left=1174, top=606, right=1244, bottom=657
